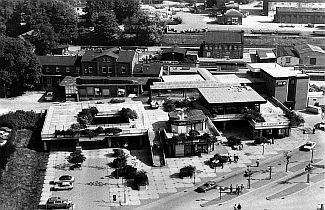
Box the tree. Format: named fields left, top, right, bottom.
left=163, top=99, right=176, bottom=112
left=285, top=111, right=305, bottom=127
left=227, top=136, right=242, bottom=147
left=93, top=11, right=120, bottom=45
left=83, top=0, right=114, bottom=26
left=67, top=150, right=86, bottom=167
left=254, top=136, right=270, bottom=145
left=134, top=170, right=148, bottom=187
left=112, top=149, right=125, bottom=158
left=113, top=0, right=139, bottom=24
left=27, top=24, right=58, bottom=55
left=112, top=156, right=127, bottom=169
left=119, top=108, right=138, bottom=120
left=0, top=35, right=40, bottom=96
left=179, top=165, right=196, bottom=178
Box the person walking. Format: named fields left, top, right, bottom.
left=233, top=204, right=237, bottom=210
left=241, top=183, right=244, bottom=191
left=237, top=203, right=242, bottom=209
left=256, top=159, right=260, bottom=167
left=230, top=184, right=233, bottom=193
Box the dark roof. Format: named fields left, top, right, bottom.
left=273, top=46, right=296, bottom=57
left=267, top=0, right=324, bottom=3
left=162, top=47, right=187, bottom=55
left=38, top=56, right=78, bottom=66
left=295, top=44, right=325, bottom=54
left=169, top=109, right=205, bottom=121
left=134, top=63, right=162, bottom=76
left=76, top=76, right=150, bottom=85
left=116, top=50, right=136, bottom=63
left=204, top=31, right=243, bottom=44
left=81, top=49, right=119, bottom=62
left=224, top=9, right=243, bottom=16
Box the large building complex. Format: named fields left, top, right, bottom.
left=275, top=7, right=325, bottom=24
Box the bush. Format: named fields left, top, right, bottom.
left=114, top=165, right=137, bottom=179
left=112, top=149, right=125, bottom=158
left=104, top=127, right=122, bottom=135
left=110, top=98, right=125, bottom=103
left=179, top=165, right=196, bottom=178
left=0, top=140, right=16, bottom=169
left=227, top=136, right=241, bottom=147
left=0, top=110, right=38, bottom=129
left=94, top=126, right=104, bottom=134
left=112, top=156, right=127, bottom=169
left=242, top=107, right=265, bottom=122
left=119, top=108, right=138, bottom=120
left=67, top=150, right=86, bottom=166
left=285, top=111, right=305, bottom=127
left=163, top=99, right=176, bottom=112
left=81, top=129, right=97, bottom=138
left=254, top=136, right=270, bottom=144
left=134, top=170, right=149, bottom=186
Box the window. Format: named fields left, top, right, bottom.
left=108, top=66, right=112, bottom=73
left=285, top=57, right=291, bottom=64
left=276, top=81, right=287, bottom=86
left=102, top=66, right=107, bottom=73
left=66, top=67, right=70, bottom=73
left=121, top=66, right=126, bottom=73
left=45, top=67, right=50, bottom=73
left=55, top=67, right=60, bottom=73
left=84, top=68, right=88, bottom=74
left=310, top=58, right=316, bottom=65
left=88, top=66, right=93, bottom=73
left=207, top=52, right=211, bottom=57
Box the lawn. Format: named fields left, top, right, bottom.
left=0, top=119, right=49, bottom=209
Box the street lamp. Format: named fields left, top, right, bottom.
left=310, top=148, right=315, bottom=163
left=262, top=143, right=265, bottom=155
left=268, top=166, right=273, bottom=179
left=305, top=163, right=312, bottom=183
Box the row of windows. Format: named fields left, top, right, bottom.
left=206, top=45, right=242, bottom=51
left=84, top=66, right=127, bottom=74
left=45, top=67, right=72, bottom=73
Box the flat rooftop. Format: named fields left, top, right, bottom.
left=162, top=74, right=204, bottom=83
left=214, top=74, right=264, bottom=84
left=198, top=86, right=267, bottom=104
left=41, top=101, right=146, bottom=140
left=247, top=63, right=308, bottom=78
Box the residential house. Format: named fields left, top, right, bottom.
left=81, top=48, right=138, bottom=77
left=222, top=9, right=243, bottom=25
left=273, top=46, right=299, bottom=67
left=161, top=47, right=187, bottom=62
left=199, top=30, right=244, bottom=59
left=38, top=55, right=80, bottom=88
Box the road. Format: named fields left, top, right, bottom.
left=135, top=116, right=324, bottom=210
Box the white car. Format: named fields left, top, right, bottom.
left=52, top=182, right=73, bottom=191
left=0, top=139, right=7, bottom=146
left=299, top=141, right=317, bottom=151
left=57, top=175, right=75, bottom=183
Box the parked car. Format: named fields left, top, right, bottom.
left=57, top=175, right=75, bottom=183
left=46, top=197, right=73, bottom=209
left=0, top=139, right=7, bottom=146
left=0, top=130, right=10, bottom=140
left=196, top=181, right=218, bottom=193
left=52, top=182, right=73, bottom=191
left=299, top=141, right=316, bottom=151
left=45, top=91, right=53, bottom=101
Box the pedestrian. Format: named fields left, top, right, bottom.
left=234, top=154, right=238, bottom=163
left=241, top=183, right=244, bottom=191
left=272, top=137, right=274, bottom=144
left=234, top=204, right=237, bottom=210
left=221, top=162, right=224, bottom=169
left=236, top=186, right=240, bottom=195
left=230, top=184, right=233, bottom=193
left=313, top=127, right=315, bottom=134
left=229, top=156, right=232, bottom=164
left=256, top=159, right=260, bottom=167
left=237, top=203, right=242, bottom=210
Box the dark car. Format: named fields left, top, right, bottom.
left=196, top=181, right=218, bottom=193
left=58, top=175, right=75, bottom=183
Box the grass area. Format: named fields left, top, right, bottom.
left=0, top=114, right=49, bottom=210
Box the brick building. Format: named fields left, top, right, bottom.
left=199, top=30, right=244, bottom=59
left=38, top=56, right=81, bottom=88
left=263, top=0, right=325, bottom=16
left=275, top=7, right=325, bottom=24
left=294, top=44, right=325, bottom=66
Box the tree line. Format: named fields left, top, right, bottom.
left=0, top=0, right=165, bottom=96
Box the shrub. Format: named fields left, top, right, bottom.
left=67, top=150, right=86, bottom=167
left=0, top=110, right=38, bottom=129
left=242, top=107, right=265, bottom=122
left=227, top=136, right=241, bottom=147
left=134, top=170, right=149, bottom=186
left=112, top=149, right=125, bottom=158
left=110, top=98, right=125, bottom=103
left=104, top=127, right=122, bottom=135
left=112, top=156, right=127, bottom=169
left=114, top=165, right=137, bottom=179
left=163, top=99, right=176, bottom=112
left=119, top=108, right=138, bottom=120
left=94, top=126, right=104, bottom=134
left=81, top=129, right=97, bottom=138
left=179, top=165, right=196, bottom=178
left=254, top=136, right=270, bottom=144
left=285, top=111, right=305, bottom=127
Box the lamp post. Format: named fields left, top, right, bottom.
left=262, top=143, right=265, bottom=155
left=310, top=148, right=315, bottom=163
left=305, top=163, right=312, bottom=183
left=269, top=166, right=273, bottom=179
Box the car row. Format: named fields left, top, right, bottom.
left=47, top=175, right=75, bottom=209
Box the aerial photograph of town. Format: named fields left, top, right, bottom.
left=0, top=0, right=324, bottom=209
